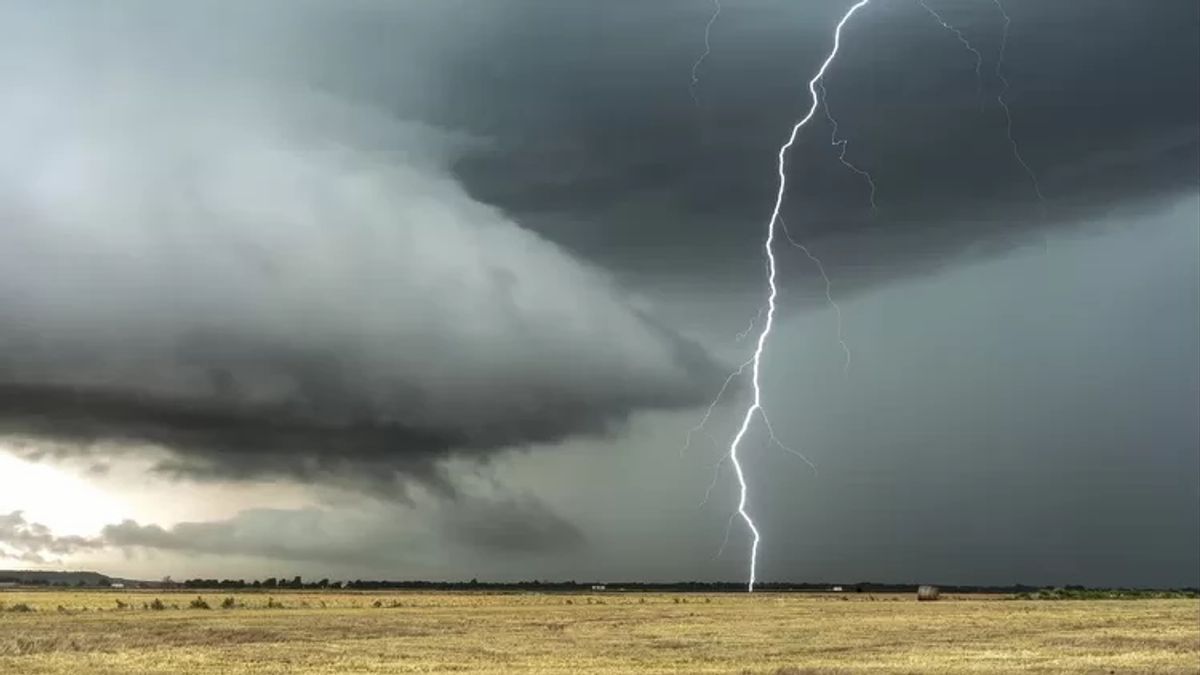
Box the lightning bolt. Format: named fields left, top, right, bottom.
left=917, top=0, right=984, bottom=105
left=735, top=305, right=766, bottom=342
left=686, top=0, right=1043, bottom=593
left=779, top=218, right=851, bottom=376
left=681, top=356, right=753, bottom=459
left=689, top=0, right=722, bottom=107
left=723, top=0, right=874, bottom=592
left=818, top=80, right=878, bottom=211
left=697, top=406, right=817, bottom=510
left=991, top=0, right=1047, bottom=213
left=715, top=510, right=738, bottom=560
left=760, top=408, right=818, bottom=474
left=919, top=0, right=1046, bottom=213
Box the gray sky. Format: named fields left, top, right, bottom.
left=0, top=0, right=1196, bottom=588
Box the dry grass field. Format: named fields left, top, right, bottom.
left=1, top=590, right=1197, bottom=674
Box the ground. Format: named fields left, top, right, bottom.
left=1, top=590, right=1197, bottom=673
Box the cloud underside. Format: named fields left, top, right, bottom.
left=1, top=495, right=583, bottom=567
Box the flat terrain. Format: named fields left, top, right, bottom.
left=1, top=590, right=1197, bottom=673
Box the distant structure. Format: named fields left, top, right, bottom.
left=110, top=583, right=126, bottom=589
left=831, top=586, right=844, bottom=592
left=0, top=581, right=17, bottom=588
left=917, top=585, right=941, bottom=601
left=591, top=585, right=607, bottom=591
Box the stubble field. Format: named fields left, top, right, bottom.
left=1, top=590, right=1197, bottom=674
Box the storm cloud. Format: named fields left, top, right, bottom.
left=3, top=491, right=582, bottom=568
left=0, top=1, right=724, bottom=488
left=101, top=494, right=583, bottom=565
left=446, top=0, right=1199, bottom=290
left=0, top=1, right=1196, bottom=588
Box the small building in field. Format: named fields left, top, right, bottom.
left=831, top=586, right=844, bottom=592
left=110, top=583, right=126, bottom=589
left=591, top=585, right=606, bottom=591
left=917, top=585, right=941, bottom=601
left=0, top=581, right=17, bottom=588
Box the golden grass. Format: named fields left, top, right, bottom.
left=1, top=590, right=1197, bottom=673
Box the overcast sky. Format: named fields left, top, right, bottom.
left=1, top=0, right=1196, bottom=588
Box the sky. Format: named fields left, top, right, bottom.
left=1, top=0, right=1197, bottom=588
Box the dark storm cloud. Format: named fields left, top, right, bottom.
left=0, top=383, right=459, bottom=492
left=440, top=0, right=1199, bottom=289
left=0, top=320, right=718, bottom=492
left=1, top=0, right=1195, bottom=492
left=0, top=1, right=727, bottom=487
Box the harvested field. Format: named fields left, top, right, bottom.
left=1, top=590, right=1197, bottom=673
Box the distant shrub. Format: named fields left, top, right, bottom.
left=114, top=599, right=128, bottom=610
left=221, top=597, right=236, bottom=609
left=189, top=597, right=211, bottom=610
left=372, top=600, right=383, bottom=608
left=149, top=598, right=166, bottom=611
left=6, top=603, right=34, bottom=613
left=1026, top=587, right=1199, bottom=601
left=266, top=597, right=284, bottom=609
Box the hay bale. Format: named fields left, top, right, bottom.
left=917, top=585, right=940, bottom=602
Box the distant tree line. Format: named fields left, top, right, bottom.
left=3, top=571, right=1194, bottom=596
left=163, top=577, right=1198, bottom=596
left=0, top=571, right=108, bottom=583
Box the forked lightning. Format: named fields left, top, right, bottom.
left=721, top=0, right=875, bottom=592
left=688, top=0, right=1043, bottom=592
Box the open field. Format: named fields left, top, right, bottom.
left=2, top=590, right=1197, bottom=674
